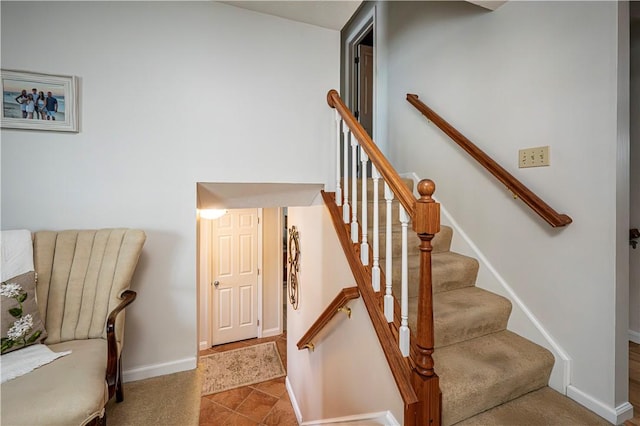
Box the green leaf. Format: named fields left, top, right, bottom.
left=9, top=307, right=23, bottom=317
left=17, top=292, right=27, bottom=303
left=1, top=339, right=14, bottom=353
left=26, top=330, right=42, bottom=343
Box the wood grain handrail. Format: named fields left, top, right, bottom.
left=328, top=89, right=417, bottom=218
left=296, top=286, right=360, bottom=351
left=406, top=93, right=572, bottom=228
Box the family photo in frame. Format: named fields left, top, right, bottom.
left=1, top=69, right=78, bottom=132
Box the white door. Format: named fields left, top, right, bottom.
left=211, top=209, right=259, bottom=345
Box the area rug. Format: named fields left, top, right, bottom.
left=200, top=341, right=286, bottom=396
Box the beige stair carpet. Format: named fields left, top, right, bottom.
left=356, top=177, right=610, bottom=425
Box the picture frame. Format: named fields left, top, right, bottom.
left=1, top=69, right=78, bottom=132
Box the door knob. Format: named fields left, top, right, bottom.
left=631, top=228, right=639, bottom=249
left=213, top=280, right=220, bottom=287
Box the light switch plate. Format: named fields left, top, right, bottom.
left=519, top=146, right=550, bottom=168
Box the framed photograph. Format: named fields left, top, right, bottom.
left=1, top=69, right=78, bottom=132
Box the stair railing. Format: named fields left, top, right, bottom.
left=297, top=286, right=360, bottom=351
left=327, top=89, right=441, bottom=426
left=406, top=93, right=572, bottom=228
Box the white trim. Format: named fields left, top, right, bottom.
left=123, top=357, right=196, bottom=383
left=258, top=207, right=264, bottom=338
left=629, top=329, right=640, bottom=344
left=566, top=385, right=634, bottom=425
left=286, top=376, right=303, bottom=424
left=403, top=171, right=572, bottom=392
left=343, top=6, right=375, bottom=112
left=199, top=340, right=209, bottom=351
left=300, top=411, right=399, bottom=426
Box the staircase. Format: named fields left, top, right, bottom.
left=359, top=177, right=609, bottom=425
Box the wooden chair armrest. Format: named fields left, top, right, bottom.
left=106, top=290, right=137, bottom=400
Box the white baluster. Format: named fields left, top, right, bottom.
left=335, top=111, right=342, bottom=207
left=371, top=166, right=381, bottom=292
left=342, top=124, right=350, bottom=224
left=360, top=149, right=369, bottom=265
left=350, top=135, right=358, bottom=243
left=399, top=204, right=410, bottom=357
left=384, top=182, right=394, bottom=322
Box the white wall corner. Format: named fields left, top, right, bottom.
left=401, top=171, right=572, bottom=393
left=566, top=385, right=634, bottom=425
left=286, top=376, right=303, bottom=425
left=123, top=357, right=197, bottom=383
left=630, top=329, right=640, bottom=344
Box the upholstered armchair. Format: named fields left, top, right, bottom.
left=1, top=229, right=146, bottom=426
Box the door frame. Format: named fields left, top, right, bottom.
left=198, top=208, right=264, bottom=349
left=344, top=5, right=375, bottom=139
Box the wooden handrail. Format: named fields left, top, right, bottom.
left=328, top=89, right=416, bottom=218
left=406, top=93, right=572, bottom=228
left=296, top=286, right=360, bottom=351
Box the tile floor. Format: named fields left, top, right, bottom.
left=199, top=333, right=298, bottom=426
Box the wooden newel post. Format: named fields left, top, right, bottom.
left=411, top=179, right=441, bottom=425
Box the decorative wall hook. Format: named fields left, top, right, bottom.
left=288, top=226, right=300, bottom=310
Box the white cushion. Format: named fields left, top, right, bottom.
left=1, top=229, right=34, bottom=281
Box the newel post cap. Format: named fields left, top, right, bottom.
left=414, top=179, right=440, bottom=235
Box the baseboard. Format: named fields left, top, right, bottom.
left=567, top=385, right=634, bottom=424
left=261, top=327, right=282, bottom=338
left=122, top=357, right=197, bottom=383
left=300, top=411, right=400, bottom=425
left=629, top=329, right=640, bottom=344
left=286, top=376, right=303, bottom=424
left=199, top=340, right=209, bottom=351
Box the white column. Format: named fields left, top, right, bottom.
left=399, top=204, right=410, bottom=357
left=342, top=125, right=350, bottom=224
left=360, top=149, right=369, bottom=265
left=350, top=136, right=358, bottom=243
left=335, top=111, right=342, bottom=207
left=384, top=182, right=394, bottom=322
left=371, top=165, right=381, bottom=292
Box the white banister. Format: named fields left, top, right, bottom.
left=399, top=204, right=410, bottom=357
left=350, top=136, right=358, bottom=243
left=360, top=149, right=369, bottom=265
left=335, top=111, right=342, bottom=207
left=384, top=182, right=394, bottom=322
left=342, top=124, right=350, bottom=224
left=371, top=166, right=381, bottom=292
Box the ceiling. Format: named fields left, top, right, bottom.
left=219, top=1, right=363, bottom=31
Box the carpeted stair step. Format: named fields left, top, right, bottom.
left=407, top=287, right=512, bottom=348
left=371, top=225, right=452, bottom=258
left=433, top=330, right=555, bottom=426
left=454, top=386, right=611, bottom=425
left=389, top=251, right=479, bottom=297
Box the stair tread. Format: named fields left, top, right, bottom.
left=407, top=286, right=512, bottom=348
left=454, top=387, right=611, bottom=426
left=390, top=251, right=479, bottom=297
left=434, top=330, right=554, bottom=426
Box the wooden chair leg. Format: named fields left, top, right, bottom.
left=115, top=356, right=124, bottom=402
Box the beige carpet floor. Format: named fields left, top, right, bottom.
left=105, top=368, right=201, bottom=426
left=200, top=341, right=285, bottom=396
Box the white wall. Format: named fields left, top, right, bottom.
left=1, top=1, right=339, bottom=379
left=287, top=201, right=404, bottom=423
left=379, top=1, right=629, bottom=421
left=630, top=17, right=640, bottom=343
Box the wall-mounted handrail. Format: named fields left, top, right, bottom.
left=297, top=286, right=360, bottom=351
left=406, top=93, right=572, bottom=228
left=327, top=90, right=416, bottom=218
